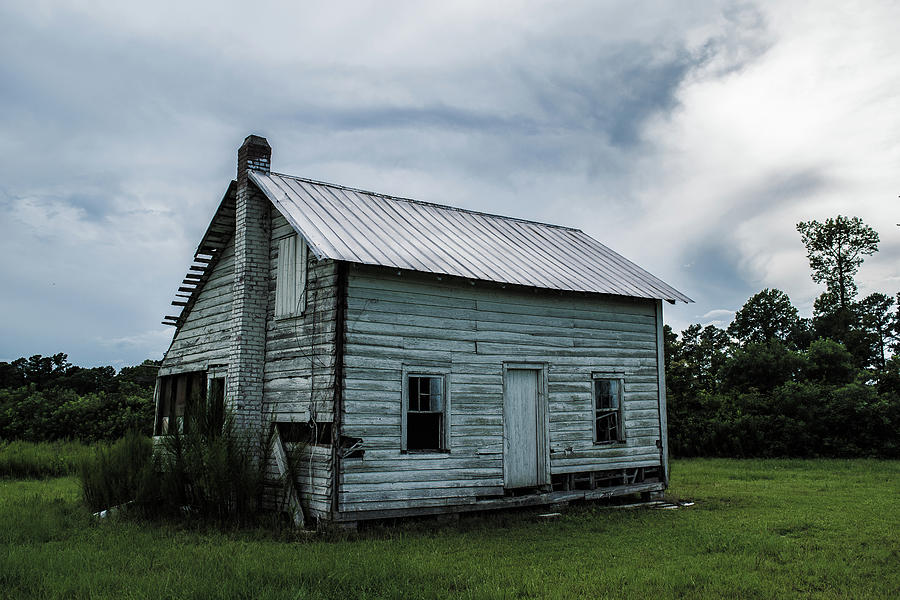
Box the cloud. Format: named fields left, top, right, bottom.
left=0, top=0, right=898, bottom=362
left=699, top=309, right=737, bottom=329
left=630, top=0, right=900, bottom=335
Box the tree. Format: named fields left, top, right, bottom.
left=678, top=324, right=730, bottom=391
left=796, top=216, right=879, bottom=312
left=857, top=292, right=896, bottom=369
left=892, top=292, right=900, bottom=355
left=804, top=338, right=856, bottom=385
left=720, top=339, right=803, bottom=392
left=728, top=288, right=801, bottom=346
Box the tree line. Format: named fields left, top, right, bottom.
left=0, top=354, right=158, bottom=442
left=667, top=216, right=900, bottom=458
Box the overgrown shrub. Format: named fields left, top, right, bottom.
left=0, top=385, right=155, bottom=443
left=79, top=431, right=155, bottom=513
left=78, top=398, right=276, bottom=525
left=155, top=399, right=272, bottom=524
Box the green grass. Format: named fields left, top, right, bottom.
left=0, top=440, right=96, bottom=479
left=0, top=459, right=898, bottom=599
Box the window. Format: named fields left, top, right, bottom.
left=154, top=371, right=207, bottom=435
left=592, top=376, right=624, bottom=443
left=275, top=234, right=308, bottom=318
left=154, top=371, right=225, bottom=436
left=402, top=371, right=450, bottom=452
left=207, top=376, right=226, bottom=430
left=277, top=421, right=332, bottom=445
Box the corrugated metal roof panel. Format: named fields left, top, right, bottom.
left=249, top=170, right=692, bottom=303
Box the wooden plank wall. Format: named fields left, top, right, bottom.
left=262, top=212, right=338, bottom=517
left=263, top=444, right=333, bottom=520
left=160, top=237, right=235, bottom=375
left=339, top=264, right=663, bottom=516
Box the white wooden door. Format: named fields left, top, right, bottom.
left=503, top=368, right=545, bottom=488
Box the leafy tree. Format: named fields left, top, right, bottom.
left=663, top=325, right=694, bottom=401
left=19, top=353, right=70, bottom=387
left=720, top=339, right=803, bottom=393
left=56, top=365, right=117, bottom=395
left=796, top=215, right=879, bottom=312
left=875, top=355, right=900, bottom=398
left=0, top=361, right=25, bottom=389
left=0, top=354, right=159, bottom=442
left=804, top=338, right=856, bottom=385
left=857, top=292, right=896, bottom=369
left=890, top=292, right=900, bottom=355
left=812, top=288, right=849, bottom=335
left=678, top=324, right=730, bottom=392
left=792, top=316, right=815, bottom=350
left=117, top=359, right=162, bottom=389
left=728, top=288, right=801, bottom=346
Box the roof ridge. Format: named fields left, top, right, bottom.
left=264, top=170, right=582, bottom=232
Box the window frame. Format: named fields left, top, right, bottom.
left=275, top=233, right=308, bottom=319
left=206, top=370, right=226, bottom=432
left=591, top=372, right=626, bottom=444
left=153, top=370, right=208, bottom=436
left=401, top=365, right=451, bottom=453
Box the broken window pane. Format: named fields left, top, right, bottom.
left=406, top=375, right=446, bottom=451
left=593, top=378, right=624, bottom=443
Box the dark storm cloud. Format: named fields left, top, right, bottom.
left=520, top=43, right=696, bottom=147
left=681, top=239, right=754, bottom=300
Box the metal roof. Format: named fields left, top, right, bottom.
left=249, top=170, right=692, bottom=303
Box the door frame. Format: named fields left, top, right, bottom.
left=501, top=362, right=550, bottom=489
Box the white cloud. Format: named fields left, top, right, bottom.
left=632, top=0, right=900, bottom=334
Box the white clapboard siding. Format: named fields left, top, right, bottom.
left=338, top=264, right=664, bottom=515
left=263, top=212, right=338, bottom=515
left=263, top=212, right=339, bottom=423
left=161, top=236, right=235, bottom=374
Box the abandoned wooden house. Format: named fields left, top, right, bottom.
left=154, top=134, right=692, bottom=525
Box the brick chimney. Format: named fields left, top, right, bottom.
left=228, top=135, right=272, bottom=442
left=237, top=134, right=271, bottom=179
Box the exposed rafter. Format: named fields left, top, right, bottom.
left=162, top=181, right=237, bottom=331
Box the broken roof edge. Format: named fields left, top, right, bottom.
left=253, top=169, right=583, bottom=233
left=194, top=180, right=237, bottom=256
left=163, top=181, right=238, bottom=330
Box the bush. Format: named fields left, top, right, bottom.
left=79, top=431, right=155, bottom=513
left=77, top=399, right=276, bottom=525
left=154, top=397, right=272, bottom=524
left=0, top=385, right=155, bottom=443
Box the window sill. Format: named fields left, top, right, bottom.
left=401, top=449, right=450, bottom=455
left=274, top=312, right=306, bottom=321
left=593, top=440, right=627, bottom=446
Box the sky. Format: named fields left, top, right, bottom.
left=1, top=0, right=898, bottom=368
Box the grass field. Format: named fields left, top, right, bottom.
left=0, top=440, right=95, bottom=479
left=0, top=458, right=898, bottom=599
